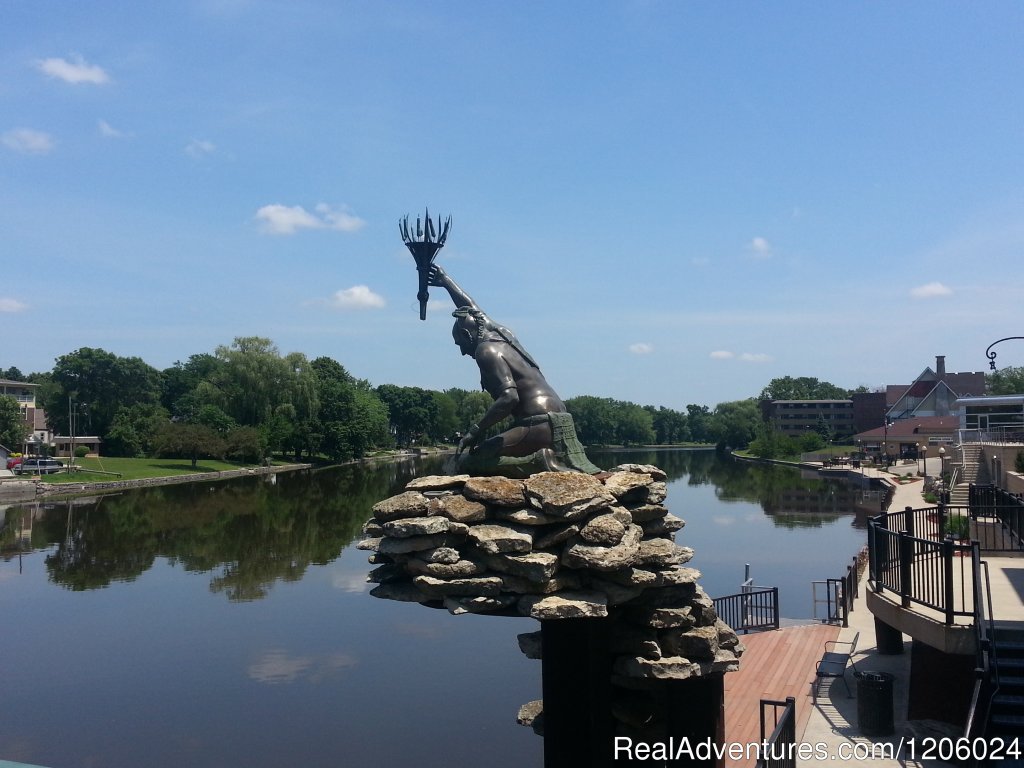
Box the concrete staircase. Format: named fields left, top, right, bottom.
left=989, top=627, right=1024, bottom=760
left=949, top=443, right=984, bottom=506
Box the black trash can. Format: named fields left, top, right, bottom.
left=857, top=671, right=894, bottom=736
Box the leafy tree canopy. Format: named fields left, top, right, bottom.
left=987, top=366, right=1024, bottom=396
left=759, top=376, right=849, bottom=401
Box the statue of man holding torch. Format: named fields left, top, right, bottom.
left=427, top=264, right=599, bottom=476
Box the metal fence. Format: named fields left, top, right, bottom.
left=868, top=508, right=977, bottom=624
left=713, top=586, right=780, bottom=634
left=755, top=697, right=796, bottom=768
left=812, top=555, right=859, bottom=627
left=969, top=484, right=1024, bottom=552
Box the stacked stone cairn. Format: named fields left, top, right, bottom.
left=360, top=464, right=744, bottom=725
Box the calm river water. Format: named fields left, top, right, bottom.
left=0, top=449, right=877, bottom=768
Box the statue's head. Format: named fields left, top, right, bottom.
left=451, top=307, right=485, bottom=356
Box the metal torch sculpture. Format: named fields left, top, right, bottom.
left=400, top=209, right=451, bottom=320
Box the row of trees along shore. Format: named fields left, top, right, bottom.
left=2, top=345, right=1023, bottom=466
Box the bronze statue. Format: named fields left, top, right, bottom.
left=427, top=263, right=599, bottom=476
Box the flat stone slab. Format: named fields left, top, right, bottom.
left=371, top=491, right=431, bottom=522
left=483, top=551, right=560, bottom=582
left=444, top=595, right=517, bottom=614
left=602, top=471, right=654, bottom=501
left=378, top=533, right=452, bottom=554
left=467, top=523, right=533, bottom=554
left=369, top=582, right=433, bottom=603
left=412, top=574, right=503, bottom=597
left=610, top=463, right=667, bottom=481
left=436, top=495, right=488, bottom=524
left=613, top=655, right=703, bottom=680
left=579, top=513, right=627, bottom=545
left=562, top=524, right=643, bottom=572
left=524, top=471, right=616, bottom=520
left=518, top=590, right=608, bottom=619
left=636, top=538, right=692, bottom=567
left=462, top=476, right=526, bottom=507
left=406, top=474, right=470, bottom=491
left=491, top=506, right=563, bottom=526
left=406, top=558, right=487, bottom=578
left=381, top=516, right=450, bottom=538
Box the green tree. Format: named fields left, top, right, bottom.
left=988, top=366, right=1024, bottom=396
left=566, top=396, right=617, bottom=445
left=759, top=376, right=849, bottom=401
left=686, top=404, right=714, bottom=443
left=312, top=357, right=390, bottom=461
left=645, top=405, right=690, bottom=444
left=428, top=390, right=459, bottom=442
left=225, top=426, right=266, bottom=463
left=376, top=384, right=438, bottom=446
left=160, top=354, right=225, bottom=414
left=104, top=403, right=170, bottom=457
left=446, top=388, right=491, bottom=435
left=710, top=399, right=761, bottom=451
left=48, top=347, right=163, bottom=438
left=152, top=423, right=226, bottom=469
left=0, top=395, right=28, bottom=449
left=1, top=366, right=25, bottom=381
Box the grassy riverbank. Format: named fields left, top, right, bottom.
left=35, top=456, right=284, bottom=483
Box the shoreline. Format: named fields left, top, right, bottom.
left=1, top=448, right=455, bottom=503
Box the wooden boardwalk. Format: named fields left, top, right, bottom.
left=723, top=623, right=841, bottom=767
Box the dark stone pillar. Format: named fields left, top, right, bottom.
left=541, top=618, right=614, bottom=768
left=906, top=640, right=975, bottom=723
left=873, top=617, right=905, bottom=655
left=540, top=618, right=725, bottom=768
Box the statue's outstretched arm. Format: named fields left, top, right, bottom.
left=428, top=264, right=480, bottom=312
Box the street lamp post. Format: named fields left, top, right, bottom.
left=922, top=445, right=928, bottom=479
left=917, top=443, right=922, bottom=476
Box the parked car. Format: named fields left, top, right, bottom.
left=15, top=458, right=64, bottom=475
left=6, top=456, right=23, bottom=470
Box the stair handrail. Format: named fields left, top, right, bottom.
left=963, top=546, right=998, bottom=744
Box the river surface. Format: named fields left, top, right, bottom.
left=0, top=449, right=878, bottom=768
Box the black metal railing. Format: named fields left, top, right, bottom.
left=969, top=484, right=1024, bottom=552
left=965, top=552, right=998, bottom=755
left=756, top=697, right=796, bottom=768
left=868, top=508, right=976, bottom=625
left=812, top=556, right=860, bottom=627
left=713, top=587, right=780, bottom=634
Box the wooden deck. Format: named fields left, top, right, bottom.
left=723, top=623, right=841, bottom=767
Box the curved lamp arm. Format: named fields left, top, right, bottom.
left=985, top=337, right=1024, bottom=371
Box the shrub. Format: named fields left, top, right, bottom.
left=74, top=445, right=90, bottom=458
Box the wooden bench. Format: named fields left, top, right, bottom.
left=814, top=631, right=860, bottom=700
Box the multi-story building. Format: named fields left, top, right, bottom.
left=761, top=399, right=856, bottom=440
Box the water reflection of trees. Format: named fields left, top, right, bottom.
left=592, top=448, right=863, bottom=529
left=15, top=456, right=442, bottom=599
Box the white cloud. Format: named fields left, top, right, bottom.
left=0, top=298, right=29, bottom=313
left=330, top=285, right=385, bottom=310
left=256, top=203, right=366, bottom=235
left=2, top=128, right=54, bottom=154
left=749, top=237, right=772, bottom=258
left=35, top=55, right=109, bottom=84
left=184, top=138, right=216, bottom=158
left=710, top=350, right=734, bottom=360
left=98, top=119, right=128, bottom=138
left=629, top=342, right=654, bottom=355
left=910, top=282, right=953, bottom=299
left=739, top=352, right=773, bottom=363
left=315, top=203, right=366, bottom=232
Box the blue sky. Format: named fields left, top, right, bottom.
left=2, top=2, right=1023, bottom=410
